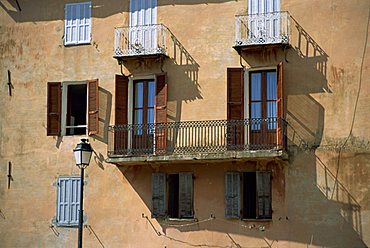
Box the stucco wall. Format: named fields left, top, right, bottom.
left=0, top=0, right=369, bottom=247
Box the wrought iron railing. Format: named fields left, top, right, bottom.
left=114, top=24, right=171, bottom=58
left=235, top=11, right=290, bottom=46
left=108, top=118, right=286, bottom=158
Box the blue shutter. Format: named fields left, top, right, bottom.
left=225, top=172, right=241, bottom=218
left=179, top=172, right=193, bottom=218
left=69, top=178, right=81, bottom=225
left=57, top=177, right=70, bottom=225
left=65, top=2, right=91, bottom=45
left=57, top=177, right=81, bottom=226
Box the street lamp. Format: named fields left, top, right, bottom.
left=73, top=138, right=93, bottom=248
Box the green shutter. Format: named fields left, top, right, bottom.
left=152, top=173, right=166, bottom=218
left=256, top=171, right=272, bottom=219
left=225, top=172, right=240, bottom=218
left=179, top=172, right=193, bottom=218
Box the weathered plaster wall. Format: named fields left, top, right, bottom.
left=0, top=0, right=369, bottom=247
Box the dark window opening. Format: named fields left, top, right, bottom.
left=243, top=172, right=257, bottom=219
left=168, top=174, right=180, bottom=218
left=66, top=84, right=87, bottom=135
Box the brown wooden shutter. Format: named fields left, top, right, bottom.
left=155, top=73, right=168, bottom=154
left=47, top=82, right=61, bottom=136
left=276, top=62, right=284, bottom=149
left=227, top=68, right=244, bottom=149
left=88, top=79, right=99, bottom=135
left=115, top=74, right=129, bottom=154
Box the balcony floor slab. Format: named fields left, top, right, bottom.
left=106, top=150, right=288, bottom=166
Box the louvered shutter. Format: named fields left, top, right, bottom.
left=225, top=172, right=241, bottom=218
left=77, top=2, right=92, bottom=44
left=227, top=68, right=244, bottom=149
left=57, top=178, right=70, bottom=225
left=276, top=62, right=284, bottom=149
left=256, top=171, right=272, bottom=219
left=115, top=75, right=129, bottom=154
left=152, top=173, right=166, bottom=218
left=155, top=73, right=168, bottom=154
left=179, top=172, right=193, bottom=218
left=47, top=82, right=61, bottom=136
left=69, top=178, right=81, bottom=225
left=65, top=2, right=91, bottom=45
left=88, top=79, right=99, bottom=135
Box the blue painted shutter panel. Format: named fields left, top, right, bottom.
left=69, top=178, right=81, bottom=225
left=225, top=172, right=240, bottom=218
left=152, top=173, right=166, bottom=218
left=65, top=2, right=91, bottom=45
left=179, top=172, right=193, bottom=218
left=57, top=177, right=81, bottom=225
left=256, top=171, right=272, bottom=218
left=57, top=178, right=70, bottom=225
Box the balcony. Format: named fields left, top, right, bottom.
left=107, top=118, right=287, bottom=165
left=114, top=24, right=171, bottom=60
left=234, top=11, right=290, bottom=51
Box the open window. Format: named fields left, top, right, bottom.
left=226, top=63, right=284, bottom=150
left=47, top=80, right=99, bottom=136
left=152, top=172, right=194, bottom=219
left=225, top=171, right=272, bottom=219
left=114, top=73, right=167, bottom=155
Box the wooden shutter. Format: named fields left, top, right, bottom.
left=115, top=75, right=129, bottom=154
left=69, top=177, right=81, bottom=225
left=225, top=172, right=241, bottom=218
left=152, top=173, right=166, bottom=218
left=65, top=2, right=91, bottom=45
left=88, top=79, right=99, bottom=135
left=155, top=73, right=168, bottom=154
left=227, top=68, right=244, bottom=149
left=256, top=171, right=272, bottom=219
left=276, top=62, right=284, bottom=149
left=47, top=82, right=61, bottom=136
left=57, top=178, right=70, bottom=225
left=179, top=172, right=193, bottom=218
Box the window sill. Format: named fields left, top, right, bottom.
left=241, top=218, right=272, bottom=222
left=64, top=42, right=92, bottom=47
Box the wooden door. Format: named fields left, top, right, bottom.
left=132, top=79, right=156, bottom=154
left=249, top=70, right=277, bottom=149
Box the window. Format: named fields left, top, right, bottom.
left=225, top=171, right=272, bottom=219
left=152, top=172, right=193, bottom=219
left=47, top=80, right=99, bottom=136
left=56, top=177, right=81, bottom=226
left=226, top=63, right=284, bottom=149
left=114, top=74, right=167, bottom=154
left=65, top=2, right=92, bottom=46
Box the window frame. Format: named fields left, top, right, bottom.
left=225, top=171, right=272, bottom=220
left=152, top=172, right=194, bottom=220
left=55, top=176, right=81, bottom=227
left=64, top=1, right=92, bottom=46
left=61, top=81, right=89, bottom=136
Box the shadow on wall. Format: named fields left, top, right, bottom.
left=117, top=154, right=367, bottom=248
left=0, top=0, right=236, bottom=22
left=123, top=28, right=202, bottom=125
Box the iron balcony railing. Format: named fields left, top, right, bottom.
left=108, top=118, right=286, bottom=158
left=114, top=24, right=171, bottom=58
left=235, top=11, right=290, bottom=47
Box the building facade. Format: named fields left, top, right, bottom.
left=0, top=0, right=369, bottom=247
